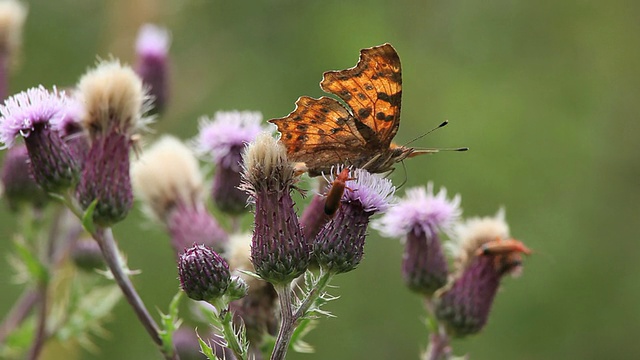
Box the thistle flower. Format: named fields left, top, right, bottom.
left=0, top=143, right=47, bottom=210
left=314, top=167, right=395, bottom=274
left=71, top=238, right=105, bottom=271
left=299, top=193, right=331, bottom=246
left=75, top=59, right=151, bottom=226
left=240, top=132, right=309, bottom=284
left=373, top=184, right=461, bottom=295
left=195, top=111, right=265, bottom=215
left=178, top=244, right=231, bottom=302
left=132, top=136, right=227, bottom=254
left=435, top=209, right=530, bottom=337
left=0, top=0, right=27, bottom=101
left=56, top=95, right=89, bottom=165
left=0, top=86, right=80, bottom=192
left=135, top=23, right=170, bottom=114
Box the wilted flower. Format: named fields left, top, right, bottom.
left=240, top=132, right=309, bottom=284
left=0, top=0, right=27, bottom=100
left=373, top=184, right=461, bottom=295
left=75, top=59, right=151, bottom=226
left=435, top=209, right=530, bottom=337
left=132, top=136, right=227, bottom=254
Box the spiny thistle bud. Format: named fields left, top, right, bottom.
left=239, top=133, right=309, bottom=284
left=0, top=86, right=80, bottom=192
left=75, top=59, right=151, bottom=226
left=435, top=209, right=530, bottom=337
left=0, top=0, right=27, bottom=101
left=178, top=244, right=231, bottom=302
left=194, top=111, right=266, bottom=215
left=135, top=24, right=170, bottom=115
left=314, top=167, right=395, bottom=274
left=299, top=183, right=332, bottom=245
left=373, top=184, right=461, bottom=295
left=132, top=136, right=227, bottom=255
left=0, top=143, right=48, bottom=210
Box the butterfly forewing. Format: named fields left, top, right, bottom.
left=320, top=43, right=402, bottom=147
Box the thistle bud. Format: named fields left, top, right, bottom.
left=178, top=244, right=231, bottom=302
left=194, top=111, right=266, bottom=215
left=0, top=143, right=47, bottom=210
left=373, top=184, right=461, bottom=295
left=435, top=209, right=530, bottom=337
left=71, top=238, right=105, bottom=271
left=239, top=133, right=309, bottom=284
left=132, top=136, right=227, bottom=255
left=314, top=167, right=394, bottom=274
left=0, top=86, right=80, bottom=192
left=135, top=24, right=170, bottom=114
left=75, top=60, right=151, bottom=226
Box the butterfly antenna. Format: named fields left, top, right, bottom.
left=396, top=160, right=408, bottom=189
left=402, top=120, right=450, bottom=147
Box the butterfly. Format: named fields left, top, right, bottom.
left=269, top=43, right=439, bottom=177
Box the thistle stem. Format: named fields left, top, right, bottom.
left=220, top=308, right=246, bottom=360
left=26, top=283, right=47, bottom=360
left=0, top=289, right=39, bottom=345
left=422, top=298, right=451, bottom=360
left=93, top=227, right=179, bottom=360
left=271, top=283, right=295, bottom=360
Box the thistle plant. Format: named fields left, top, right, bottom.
left=0, top=10, right=533, bottom=360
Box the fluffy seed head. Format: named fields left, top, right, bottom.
left=0, top=0, right=26, bottom=59
left=240, top=132, right=295, bottom=194
left=131, top=135, right=203, bottom=221
left=77, top=59, right=151, bottom=139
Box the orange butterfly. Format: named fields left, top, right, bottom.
left=269, top=43, right=440, bottom=177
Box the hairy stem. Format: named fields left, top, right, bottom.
left=220, top=309, right=246, bottom=360
left=271, top=283, right=295, bottom=360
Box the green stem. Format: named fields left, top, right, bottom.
left=220, top=309, right=246, bottom=360
left=294, top=270, right=333, bottom=319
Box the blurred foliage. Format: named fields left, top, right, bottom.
left=1, top=0, right=639, bottom=359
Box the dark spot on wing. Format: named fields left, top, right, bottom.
left=358, top=107, right=372, bottom=119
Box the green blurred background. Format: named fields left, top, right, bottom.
left=1, top=0, right=639, bottom=359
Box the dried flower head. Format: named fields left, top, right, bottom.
left=435, top=209, right=530, bottom=337
left=373, top=184, right=461, bottom=294
left=75, top=60, right=150, bottom=226
left=0, top=0, right=26, bottom=58
left=132, top=136, right=227, bottom=253
left=240, top=132, right=309, bottom=284
left=314, top=167, right=394, bottom=274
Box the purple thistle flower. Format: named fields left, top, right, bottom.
left=299, top=193, right=331, bottom=246
left=314, top=167, right=394, bottom=274
left=135, top=24, right=170, bottom=114
left=435, top=209, right=530, bottom=337
left=240, top=133, right=309, bottom=284
left=178, top=244, right=231, bottom=302
left=0, top=86, right=80, bottom=192
left=373, top=184, right=461, bottom=295
left=75, top=60, right=150, bottom=226
left=132, top=136, right=228, bottom=255
left=56, top=96, right=89, bottom=165
left=195, top=111, right=266, bottom=215
left=0, top=143, right=48, bottom=210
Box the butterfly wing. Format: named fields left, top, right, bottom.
left=320, top=43, right=402, bottom=148
left=269, top=95, right=368, bottom=176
